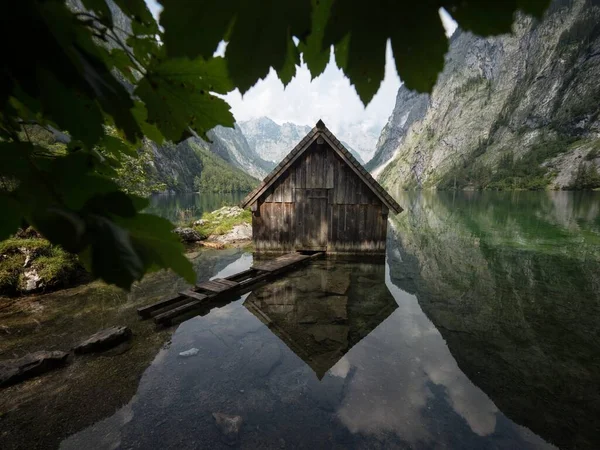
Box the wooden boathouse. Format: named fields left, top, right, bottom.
left=241, top=120, right=403, bottom=254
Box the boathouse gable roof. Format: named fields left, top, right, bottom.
left=240, top=120, right=403, bottom=215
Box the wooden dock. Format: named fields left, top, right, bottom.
left=137, top=252, right=323, bottom=326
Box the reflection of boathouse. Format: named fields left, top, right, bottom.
left=244, top=260, right=398, bottom=379
left=241, top=120, right=402, bottom=254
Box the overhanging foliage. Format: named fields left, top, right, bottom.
left=0, top=0, right=550, bottom=289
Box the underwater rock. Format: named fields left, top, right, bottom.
left=212, top=412, right=243, bottom=445
left=0, top=350, right=69, bottom=386
left=178, top=348, right=199, bottom=358
left=173, top=227, right=203, bottom=242
left=73, top=326, right=132, bottom=354
left=324, top=271, right=351, bottom=295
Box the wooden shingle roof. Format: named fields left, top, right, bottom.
left=241, top=120, right=403, bottom=215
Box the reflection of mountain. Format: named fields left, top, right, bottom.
left=244, top=259, right=398, bottom=379
left=388, top=191, right=600, bottom=450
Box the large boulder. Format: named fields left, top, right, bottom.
left=173, top=227, right=203, bottom=242
left=0, top=350, right=70, bottom=387
left=73, top=326, right=132, bottom=354
left=209, top=223, right=252, bottom=244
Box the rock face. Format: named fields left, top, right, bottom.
left=239, top=117, right=311, bottom=163
left=73, top=326, right=132, bottom=354
left=239, top=117, right=367, bottom=165
left=146, top=136, right=259, bottom=193
left=0, top=351, right=69, bottom=386
left=212, top=412, right=243, bottom=445
left=173, top=227, right=203, bottom=242
left=207, top=125, right=274, bottom=179
left=366, top=89, right=430, bottom=175
left=375, top=0, right=600, bottom=190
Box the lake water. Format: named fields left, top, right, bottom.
left=9, top=191, right=600, bottom=449
left=146, top=192, right=247, bottom=223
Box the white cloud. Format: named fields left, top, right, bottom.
left=439, top=8, right=458, bottom=37
left=145, top=0, right=162, bottom=20
left=224, top=42, right=401, bottom=140
left=142, top=1, right=458, bottom=158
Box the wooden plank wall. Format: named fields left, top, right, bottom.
left=253, top=142, right=388, bottom=254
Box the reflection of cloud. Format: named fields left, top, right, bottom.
left=335, top=265, right=500, bottom=444
left=330, top=357, right=350, bottom=378
left=424, top=358, right=497, bottom=436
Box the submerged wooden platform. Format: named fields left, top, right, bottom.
left=137, top=252, right=323, bottom=326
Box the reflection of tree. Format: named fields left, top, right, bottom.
left=144, top=192, right=246, bottom=223
left=388, top=191, right=600, bottom=450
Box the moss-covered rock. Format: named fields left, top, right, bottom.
left=0, top=231, right=84, bottom=296
left=192, top=206, right=252, bottom=240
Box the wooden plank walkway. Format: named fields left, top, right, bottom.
left=252, top=253, right=310, bottom=272
left=137, top=252, right=322, bottom=326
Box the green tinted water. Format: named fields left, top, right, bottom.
left=2, top=191, right=598, bottom=449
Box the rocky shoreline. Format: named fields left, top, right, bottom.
left=173, top=205, right=252, bottom=248
left=0, top=206, right=252, bottom=298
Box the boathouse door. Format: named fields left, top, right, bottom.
left=295, top=188, right=328, bottom=250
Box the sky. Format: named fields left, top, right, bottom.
left=145, top=1, right=457, bottom=145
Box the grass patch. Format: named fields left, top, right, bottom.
left=0, top=253, right=25, bottom=295
left=0, top=238, right=52, bottom=254
left=33, top=247, right=80, bottom=288
left=438, top=136, right=574, bottom=191
left=193, top=208, right=252, bottom=239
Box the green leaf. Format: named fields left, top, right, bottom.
left=6, top=1, right=142, bottom=145
left=299, top=0, right=332, bottom=79
left=89, top=215, right=145, bottom=289
left=118, top=213, right=196, bottom=284
left=80, top=0, right=113, bottom=27
left=322, top=2, right=448, bottom=100
left=159, top=0, right=234, bottom=59
left=135, top=58, right=235, bottom=141
left=0, top=194, right=23, bottom=241
left=390, top=6, right=447, bottom=94
left=226, top=0, right=311, bottom=93
left=278, top=39, right=300, bottom=87
left=130, top=194, right=150, bottom=211
left=126, top=35, right=161, bottom=66
left=99, top=134, right=137, bottom=158
left=446, top=0, right=551, bottom=36
left=0, top=142, right=34, bottom=178
left=37, top=69, right=104, bottom=148
left=30, top=207, right=86, bottom=253
left=106, top=49, right=139, bottom=84
left=132, top=101, right=165, bottom=144
left=113, top=0, right=158, bottom=33
left=145, top=57, right=234, bottom=95
left=85, top=191, right=138, bottom=218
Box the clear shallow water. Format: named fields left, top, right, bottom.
left=63, top=191, right=599, bottom=449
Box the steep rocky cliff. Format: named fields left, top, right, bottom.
left=207, top=125, right=274, bottom=179
left=375, top=0, right=600, bottom=190
left=240, top=117, right=311, bottom=163
left=240, top=116, right=365, bottom=165
left=147, top=136, right=259, bottom=193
